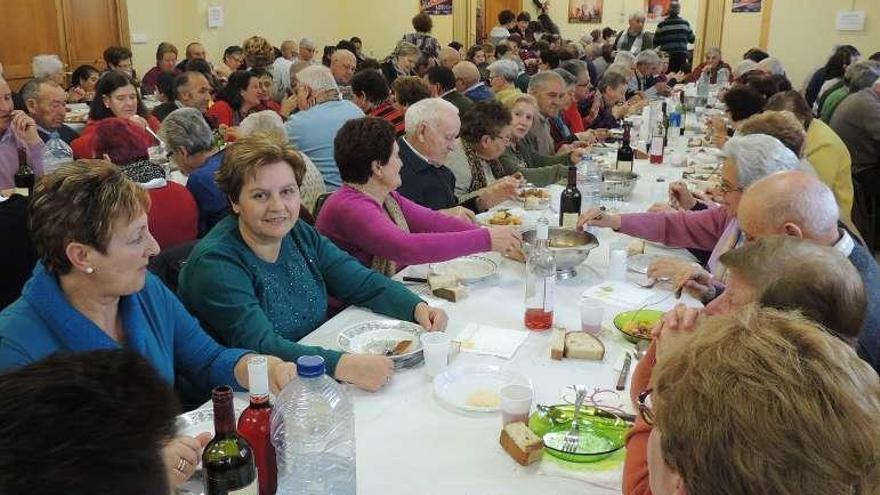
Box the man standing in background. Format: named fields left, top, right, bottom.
left=653, top=1, right=694, bottom=73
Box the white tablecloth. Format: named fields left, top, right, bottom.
left=298, top=158, right=700, bottom=494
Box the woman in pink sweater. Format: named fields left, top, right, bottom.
left=577, top=134, right=802, bottom=287
left=316, top=117, right=522, bottom=275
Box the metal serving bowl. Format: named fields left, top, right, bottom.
left=522, top=227, right=600, bottom=279
left=600, top=171, right=639, bottom=201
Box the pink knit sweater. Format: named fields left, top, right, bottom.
left=315, top=185, right=491, bottom=272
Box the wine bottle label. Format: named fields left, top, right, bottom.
left=561, top=212, right=578, bottom=229
left=650, top=137, right=664, bottom=156
left=227, top=475, right=259, bottom=495
left=616, top=159, right=633, bottom=172
left=542, top=277, right=555, bottom=312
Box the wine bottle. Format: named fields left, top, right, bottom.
left=14, top=148, right=35, bottom=197
left=558, top=166, right=582, bottom=228
left=524, top=217, right=555, bottom=331
left=678, top=90, right=686, bottom=137
left=616, top=123, right=634, bottom=173
left=661, top=101, right=669, bottom=147
left=237, top=357, right=276, bottom=495
left=203, top=386, right=258, bottom=495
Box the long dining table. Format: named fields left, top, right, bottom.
left=298, top=153, right=706, bottom=494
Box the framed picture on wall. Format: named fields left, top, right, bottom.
left=732, top=0, right=761, bottom=13
left=421, top=0, right=453, bottom=15
left=645, top=0, right=671, bottom=22
left=568, top=0, right=604, bottom=23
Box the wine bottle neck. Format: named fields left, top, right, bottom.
left=248, top=393, right=271, bottom=407
left=212, top=388, right=237, bottom=435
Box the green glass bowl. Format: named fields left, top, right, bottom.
left=613, top=309, right=664, bottom=343
left=529, top=405, right=630, bottom=463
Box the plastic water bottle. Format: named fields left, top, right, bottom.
left=271, top=356, right=356, bottom=495
left=576, top=157, right=602, bottom=211
left=697, top=72, right=710, bottom=98
left=716, top=67, right=730, bottom=88
left=42, top=132, right=73, bottom=173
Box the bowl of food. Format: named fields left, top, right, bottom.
left=522, top=227, right=599, bottom=279
left=518, top=187, right=551, bottom=210
left=485, top=208, right=523, bottom=226
left=613, top=309, right=664, bottom=343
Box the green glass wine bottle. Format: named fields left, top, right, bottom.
left=203, top=385, right=258, bottom=495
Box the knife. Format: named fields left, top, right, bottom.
left=616, top=353, right=633, bottom=391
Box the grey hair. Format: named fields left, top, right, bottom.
left=613, top=51, right=637, bottom=68
left=846, top=61, right=880, bottom=92
left=331, top=49, right=356, bottom=63
left=706, top=47, right=722, bottom=58
left=238, top=110, right=285, bottom=139
left=502, top=52, right=525, bottom=71
left=159, top=108, right=214, bottom=155
left=635, top=49, right=661, bottom=66
left=629, top=10, right=647, bottom=21
left=299, top=38, right=315, bottom=49
left=295, top=65, right=339, bottom=93
left=392, top=41, right=421, bottom=59
left=527, top=70, right=564, bottom=94
left=487, top=59, right=519, bottom=82
left=757, top=56, right=785, bottom=75
left=722, top=134, right=802, bottom=188
left=604, top=63, right=633, bottom=79
left=560, top=59, right=589, bottom=79
left=404, top=98, right=458, bottom=137
left=19, top=77, right=57, bottom=104
left=552, top=68, right=576, bottom=86
left=733, top=59, right=759, bottom=79
left=32, top=54, right=63, bottom=78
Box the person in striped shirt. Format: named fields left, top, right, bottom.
left=653, top=1, right=695, bottom=73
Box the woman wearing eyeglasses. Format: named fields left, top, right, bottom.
left=578, top=134, right=803, bottom=287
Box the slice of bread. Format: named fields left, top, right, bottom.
left=550, top=327, right=566, bottom=360
left=432, top=285, right=467, bottom=302
left=500, top=421, right=543, bottom=466
left=564, top=332, right=606, bottom=361
left=428, top=273, right=458, bottom=291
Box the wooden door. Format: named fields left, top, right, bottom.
left=61, top=0, right=129, bottom=72
left=0, top=0, right=66, bottom=89
left=484, top=0, right=522, bottom=39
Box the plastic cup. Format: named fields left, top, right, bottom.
left=500, top=384, right=534, bottom=426
left=608, top=243, right=628, bottom=282
left=579, top=298, right=605, bottom=336
left=421, top=332, right=450, bottom=377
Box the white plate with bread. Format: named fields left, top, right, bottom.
left=433, top=364, right=532, bottom=413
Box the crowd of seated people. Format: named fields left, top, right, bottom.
left=1, top=7, right=879, bottom=491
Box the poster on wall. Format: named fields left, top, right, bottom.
left=732, top=0, right=762, bottom=13
left=421, top=0, right=453, bottom=15
left=568, top=0, right=604, bottom=23
left=645, top=0, right=671, bottom=22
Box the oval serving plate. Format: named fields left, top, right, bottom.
left=337, top=320, right=425, bottom=369
left=429, top=255, right=498, bottom=284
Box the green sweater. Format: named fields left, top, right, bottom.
left=500, top=140, right=569, bottom=186
left=178, top=216, right=423, bottom=375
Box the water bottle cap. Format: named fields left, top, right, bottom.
left=296, top=355, right=326, bottom=377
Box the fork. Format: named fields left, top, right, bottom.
left=562, top=387, right=588, bottom=453
left=629, top=290, right=676, bottom=326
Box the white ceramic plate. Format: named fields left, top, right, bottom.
left=475, top=206, right=531, bottom=230
left=429, top=255, right=498, bottom=284
left=337, top=320, right=425, bottom=369
left=433, top=363, right=532, bottom=413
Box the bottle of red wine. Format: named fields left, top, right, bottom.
left=203, top=385, right=258, bottom=495
left=14, top=148, right=35, bottom=197
left=558, top=165, right=582, bottom=228
left=616, top=123, right=634, bottom=173
left=237, top=357, right=276, bottom=495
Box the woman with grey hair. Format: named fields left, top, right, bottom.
left=380, top=41, right=420, bottom=85
left=578, top=134, right=803, bottom=283
left=160, top=108, right=227, bottom=234
left=238, top=110, right=326, bottom=213
left=31, top=55, right=65, bottom=86
left=486, top=59, right=522, bottom=107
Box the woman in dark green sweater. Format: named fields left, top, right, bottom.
left=178, top=133, right=447, bottom=392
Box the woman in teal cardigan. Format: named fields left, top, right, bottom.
left=178, top=133, right=448, bottom=392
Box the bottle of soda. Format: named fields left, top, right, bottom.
left=524, top=216, right=556, bottom=331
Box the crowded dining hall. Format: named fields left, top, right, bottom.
left=2, top=0, right=880, bottom=493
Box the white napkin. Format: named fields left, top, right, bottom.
left=582, top=281, right=658, bottom=308
left=537, top=451, right=624, bottom=491
left=454, top=323, right=529, bottom=360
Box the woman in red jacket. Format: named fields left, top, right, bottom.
left=206, top=70, right=263, bottom=129
left=92, top=117, right=198, bottom=250
left=71, top=71, right=160, bottom=159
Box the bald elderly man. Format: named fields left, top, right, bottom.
left=737, top=170, right=880, bottom=371
left=330, top=49, right=357, bottom=100
left=452, top=61, right=493, bottom=102
left=438, top=46, right=461, bottom=70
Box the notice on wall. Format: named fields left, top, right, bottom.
left=836, top=10, right=865, bottom=31
left=421, top=0, right=452, bottom=15
left=207, top=6, right=224, bottom=28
